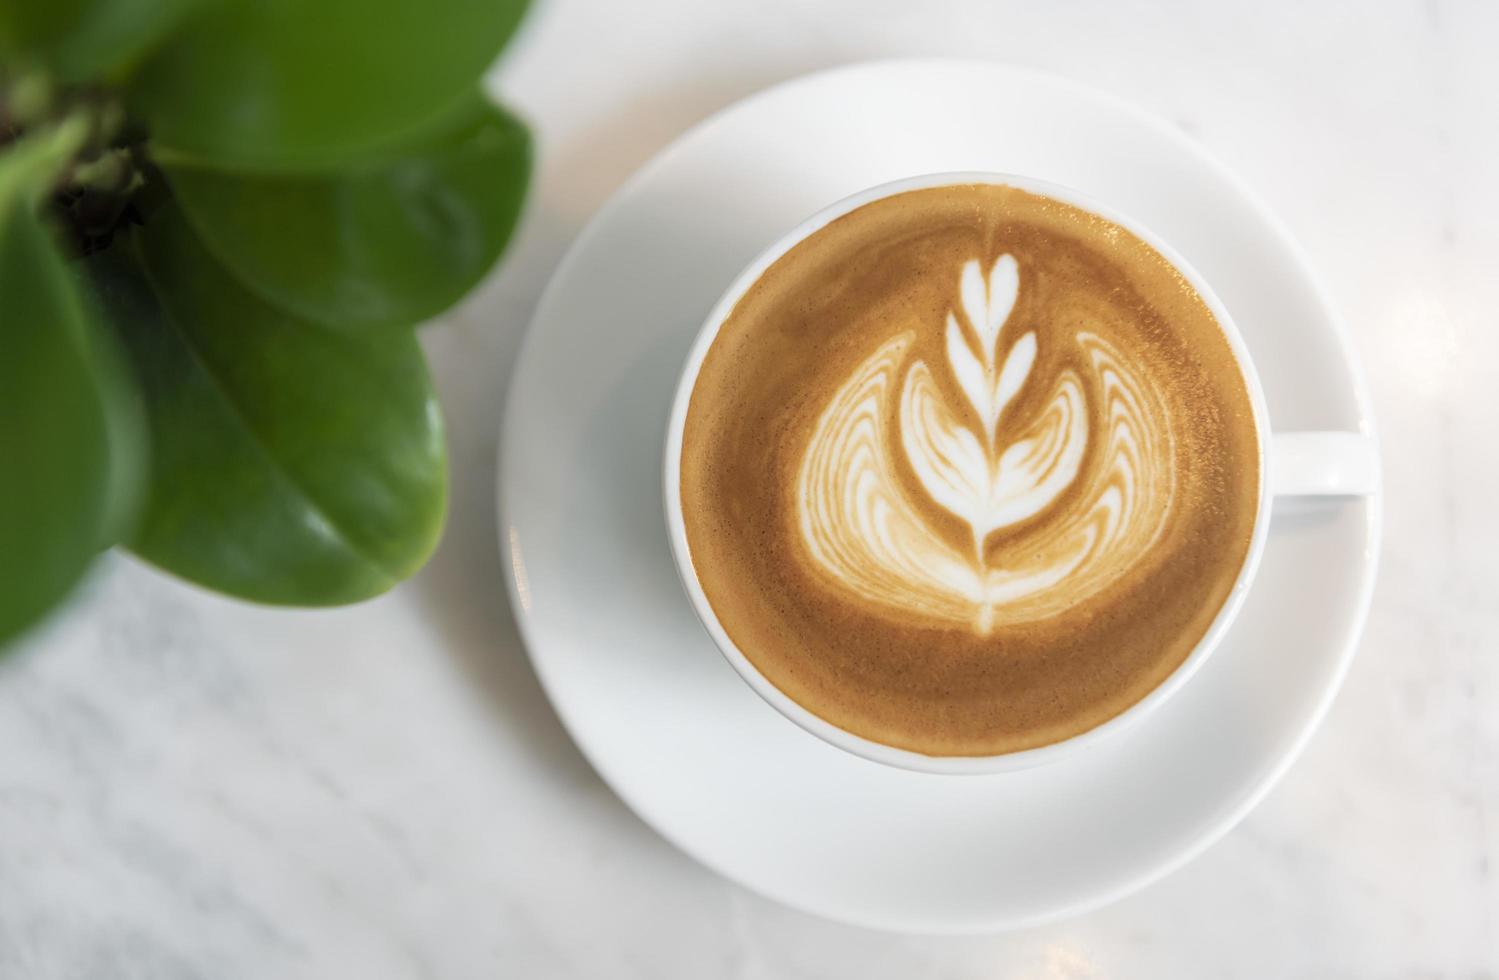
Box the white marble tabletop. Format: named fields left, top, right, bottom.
left=3, top=1, right=1496, bottom=976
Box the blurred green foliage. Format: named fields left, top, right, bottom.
left=0, top=0, right=532, bottom=646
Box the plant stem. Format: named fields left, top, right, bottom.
left=0, top=114, right=93, bottom=207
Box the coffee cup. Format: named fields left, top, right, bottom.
left=664, top=173, right=1377, bottom=774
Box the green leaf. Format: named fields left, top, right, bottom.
left=0, top=0, right=204, bottom=82
left=129, top=0, right=530, bottom=172
left=0, top=127, right=144, bottom=645
left=101, top=205, right=446, bottom=605
left=163, top=97, right=531, bottom=329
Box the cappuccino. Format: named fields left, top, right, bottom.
left=679, top=184, right=1259, bottom=756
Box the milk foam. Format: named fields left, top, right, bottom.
left=795, top=256, right=1175, bottom=634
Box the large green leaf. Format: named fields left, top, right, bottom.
left=129, top=0, right=530, bottom=172
left=101, top=204, right=446, bottom=605
left=0, top=0, right=203, bottom=82
left=163, top=97, right=531, bottom=329
left=0, top=126, right=144, bottom=645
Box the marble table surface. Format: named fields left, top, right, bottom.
left=3, top=1, right=1495, bottom=976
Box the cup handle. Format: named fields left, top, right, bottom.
left=1270, top=431, right=1380, bottom=496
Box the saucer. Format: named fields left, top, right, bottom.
left=499, top=60, right=1381, bottom=932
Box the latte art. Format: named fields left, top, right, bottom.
left=679, top=184, right=1259, bottom=756
left=796, top=256, right=1175, bottom=634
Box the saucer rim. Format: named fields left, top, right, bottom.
left=497, top=57, right=1383, bottom=933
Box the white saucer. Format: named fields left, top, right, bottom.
left=499, top=60, right=1381, bottom=933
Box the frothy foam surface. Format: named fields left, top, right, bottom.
left=681, top=185, right=1259, bottom=756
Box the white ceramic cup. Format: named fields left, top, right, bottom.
left=664, top=173, right=1378, bottom=775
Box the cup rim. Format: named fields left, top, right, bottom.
left=662, top=171, right=1273, bottom=775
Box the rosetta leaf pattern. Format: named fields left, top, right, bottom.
left=902, top=255, right=1079, bottom=552
left=795, top=255, right=1176, bottom=635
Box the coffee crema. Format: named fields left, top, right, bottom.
left=680, top=184, right=1260, bottom=756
